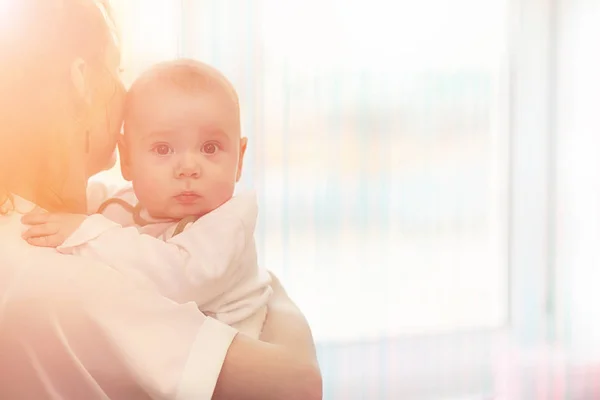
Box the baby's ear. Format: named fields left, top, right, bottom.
left=236, top=137, right=248, bottom=182
left=118, top=136, right=132, bottom=181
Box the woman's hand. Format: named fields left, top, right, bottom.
left=260, top=272, right=319, bottom=364
left=21, top=211, right=87, bottom=247
left=212, top=272, right=322, bottom=400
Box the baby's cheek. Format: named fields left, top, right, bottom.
left=133, top=175, right=167, bottom=205
left=209, top=178, right=236, bottom=206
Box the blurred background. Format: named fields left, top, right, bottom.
left=93, top=0, right=600, bottom=398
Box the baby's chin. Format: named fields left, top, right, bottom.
left=148, top=208, right=209, bottom=222
left=169, top=209, right=210, bottom=220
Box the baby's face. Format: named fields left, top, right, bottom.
left=121, top=84, right=245, bottom=220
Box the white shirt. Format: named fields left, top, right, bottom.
left=0, top=194, right=237, bottom=399
left=59, top=183, right=272, bottom=337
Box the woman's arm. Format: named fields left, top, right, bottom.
left=260, top=272, right=318, bottom=362
left=5, top=245, right=321, bottom=399
left=213, top=272, right=322, bottom=400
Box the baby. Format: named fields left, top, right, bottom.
left=21, top=59, right=272, bottom=338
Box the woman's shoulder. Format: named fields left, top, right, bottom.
left=0, top=211, right=85, bottom=286
left=0, top=210, right=149, bottom=299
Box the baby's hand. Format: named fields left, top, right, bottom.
left=21, top=211, right=87, bottom=248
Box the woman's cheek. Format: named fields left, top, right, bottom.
left=105, top=149, right=117, bottom=170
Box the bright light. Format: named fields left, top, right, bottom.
left=0, top=0, right=12, bottom=15
left=111, top=0, right=181, bottom=85
left=262, top=0, right=508, bottom=72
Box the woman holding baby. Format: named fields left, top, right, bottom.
left=0, top=0, right=321, bottom=399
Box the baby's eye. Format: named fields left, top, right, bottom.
left=201, top=142, right=220, bottom=155
left=151, top=144, right=173, bottom=156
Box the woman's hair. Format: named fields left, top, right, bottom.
left=0, top=0, right=119, bottom=212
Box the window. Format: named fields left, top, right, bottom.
left=102, top=0, right=512, bottom=342
left=254, top=0, right=511, bottom=341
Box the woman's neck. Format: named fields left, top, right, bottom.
left=1, top=133, right=90, bottom=213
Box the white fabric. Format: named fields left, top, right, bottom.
left=0, top=194, right=237, bottom=399
left=61, top=183, right=272, bottom=338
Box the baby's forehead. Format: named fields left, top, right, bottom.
left=123, top=60, right=241, bottom=139
left=129, top=60, right=239, bottom=106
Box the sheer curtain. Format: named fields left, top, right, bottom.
left=85, top=1, right=600, bottom=398
left=105, top=0, right=511, bottom=343
left=98, top=1, right=550, bottom=398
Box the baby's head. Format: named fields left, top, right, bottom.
left=120, top=59, right=246, bottom=220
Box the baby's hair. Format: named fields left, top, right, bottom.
left=123, top=59, right=240, bottom=134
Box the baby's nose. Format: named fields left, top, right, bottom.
left=177, top=167, right=200, bottom=178
left=176, top=153, right=201, bottom=178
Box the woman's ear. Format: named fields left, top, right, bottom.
left=118, top=136, right=132, bottom=181
left=70, top=58, right=92, bottom=104
left=236, top=137, right=248, bottom=182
